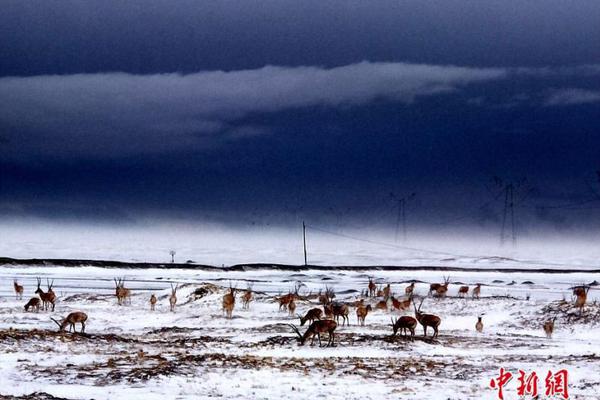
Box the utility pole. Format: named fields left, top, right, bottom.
left=500, top=183, right=516, bottom=246
left=302, top=221, right=307, bottom=266
left=392, top=193, right=415, bottom=242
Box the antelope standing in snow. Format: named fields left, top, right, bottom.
left=368, top=278, right=376, bottom=297
left=475, top=316, right=483, bottom=332
left=35, top=278, right=56, bottom=311
left=543, top=317, right=556, bottom=339
left=299, top=308, right=323, bottom=326
left=382, top=284, right=391, bottom=299
left=169, top=283, right=178, bottom=312
left=435, top=276, right=450, bottom=297
left=573, top=285, right=590, bottom=314
left=472, top=283, right=481, bottom=299
left=356, top=304, right=372, bottom=326
left=222, top=285, right=236, bottom=318
left=458, top=286, right=469, bottom=297
left=413, top=299, right=441, bottom=338
left=242, top=285, right=253, bottom=309
left=329, top=303, right=349, bottom=326
left=114, top=278, right=131, bottom=305
left=150, top=294, right=157, bottom=311
left=391, top=316, right=417, bottom=339
left=51, top=312, right=88, bottom=333
left=391, top=295, right=412, bottom=311
left=289, top=320, right=337, bottom=347
left=24, top=298, right=40, bottom=312
left=13, top=280, right=24, bottom=300
left=405, top=282, right=415, bottom=296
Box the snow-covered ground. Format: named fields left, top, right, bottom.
left=1, top=264, right=599, bottom=399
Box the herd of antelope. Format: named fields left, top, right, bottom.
left=8, top=275, right=595, bottom=343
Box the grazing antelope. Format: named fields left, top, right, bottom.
left=375, top=299, right=388, bottom=311
left=13, top=280, right=24, bottom=300
left=435, top=276, right=450, bottom=297
left=289, top=320, right=337, bottom=347
left=391, top=295, right=412, bottom=311
left=24, top=298, right=41, bottom=312
left=472, top=283, right=481, bottom=299
left=51, top=312, right=88, bottom=333
left=405, top=282, right=415, bottom=296
left=458, top=286, right=469, bottom=297
left=413, top=299, right=441, bottom=338
left=299, top=308, right=323, bottom=326
left=150, top=294, right=157, bottom=311
left=35, top=278, right=56, bottom=311
left=543, top=317, right=556, bottom=339
left=391, top=316, right=417, bottom=339
left=330, top=302, right=349, bottom=326
left=382, top=283, right=391, bottom=299
left=169, top=283, right=178, bottom=312
left=356, top=304, right=372, bottom=326
left=368, top=278, right=376, bottom=297
left=288, top=298, right=297, bottom=316
left=573, top=285, right=590, bottom=314
left=242, top=285, right=253, bottom=309
left=222, top=286, right=236, bottom=318
left=429, top=282, right=442, bottom=296
left=475, top=316, right=483, bottom=332
left=113, top=278, right=131, bottom=305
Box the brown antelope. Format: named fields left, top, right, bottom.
left=356, top=304, right=372, bottom=326
left=475, top=316, right=483, bottom=332
left=150, top=294, right=157, bottom=311
left=382, top=283, right=391, bottom=299
left=169, top=283, right=178, bottom=312
left=323, top=302, right=333, bottom=319
left=391, top=316, right=417, bottom=339
left=114, top=278, right=131, bottom=305
left=573, top=285, right=590, bottom=314
left=413, top=299, right=441, bottom=338
left=458, top=286, right=469, bottom=297
left=318, top=285, right=335, bottom=305
left=289, top=320, right=337, bottom=347
left=472, top=283, right=481, bottom=299
left=368, top=278, right=376, bottom=297
left=391, top=295, right=412, bottom=311
left=51, top=312, right=88, bottom=333
left=405, top=282, right=415, bottom=296
left=288, top=298, right=297, bottom=316
left=222, top=285, right=236, bottom=318
left=278, top=292, right=294, bottom=311
left=330, top=302, right=349, bottom=326
left=35, top=278, right=56, bottom=311
left=24, top=298, right=41, bottom=312
left=375, top=299, right=388, bottom=311
left=299, top=308, right=323, bottom=326
left=543, top=317, right=556, bottom=339
left=13, top=280, right=24, bottom=300
left=242, top=285, right=253, bottom=309
left=435, top=276, right=450, bottom=297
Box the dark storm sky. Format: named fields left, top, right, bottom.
left=1, top=1, right=600, bottom=230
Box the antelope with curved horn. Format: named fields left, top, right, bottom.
left=413, top=298, right=441, bottom=338
left=13, top=280, right=24, bottom=300
left=405, top=282, right=415, bottom=296
left=356, top=304, right=372, bottom=326
left=35, top=278, right=56, bottom=311
left=391, top=316, right=417, bottom=339
left=169, top=283, right=178, bottom=312
left=435, top=276, right=450, bottom=298
left=222, top=285, right=236, bottom=319
left=150, top=294, right=157, bottom=311
left=113, top=278, right=131, bottom=306
left=51, top=312, right=88, bottom=333
left=24, top=298, right=41, bottom=312
left=289, top=320, right=337, bottom=347
left=242, top=284, right=253, bottom=309
left=299, top=308, right=323, bottom=326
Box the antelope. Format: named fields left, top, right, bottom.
left=330, top=303, right=349, bottom=326
left=222, top=285, right=236, bottom=318
left=475, top=316, right=483, bottom=332
left=299, top=308, right=323, bottom=326
left=391, top=316, right=417, bottom=339
left=35, top=278, right=56, bottom=311
left=382, top=284, right=391, bottom=299
left=375, top=299, right=388, bottom=311
left=319, top=285, right=335, bottom=305
left=405, top=282, right=415, bottom=296
left=24, top=298, right=41, bottom=312
left=288, top=298, right=297, bottom=316
left=242, top=285, right=253, bottom=309
left=368, top=278, right=376, bottom=297
left=356, top=304, right=372, bottom=326
left=150, top=294, right=157, bottom=311
left=289, top=320, right=337, bottom=347
left=543, top=317, right=556, bottom=339
left=113, top=278, right=131, bottom=305
left=323, top=303, right=333, bottom=319
left=573, top=285, right=590, bottom=314
left=458, top=286, right=469, bottom=297
left=435, top=276, right=450, bottom=297
left=413, top=299, right=441, bottom=338
left=169, top=283, right=178, bottom=312
left=13, top=280, right=24, bottom=300
left=391, top=295, right=411, bottom=311
left=278, top=293, right=294, bottom=311
left=472, top=283, right=481, bottom=299
left=51, top=312, right=88, bottom=333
